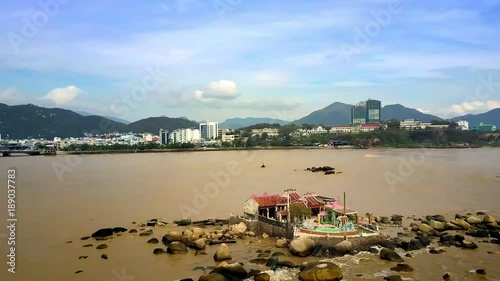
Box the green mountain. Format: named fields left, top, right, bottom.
left=76, top=110, right=131, bottom=124
left=0, top=103, right=128, bottom=139
left=0, top=103, right=199, bottom=138
left=382, top=104, right=442, bottom=122
left=452, top=108, right=500, bottom=127
left=220, top=117, right=289, bottom=129
left=292, top=102, right=352, bottom=126
left=126, top=116, right=199, bottom=133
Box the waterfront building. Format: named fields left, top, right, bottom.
left=399, top=119, right=431, bottom=130
left=456, top=120, right=469, bottom=130
left=250, top=128, right=280, bottom=137
left=200, top=121, right=219, bottom=140
left=330, top=125, right=355, bottom=134
left=366, top=99, right=381, bottom=123
left=351, top=101, right=366, bottom=125
left=159, top=129, right=167, bottom=145
left=472, top=122, right=497, bottom=132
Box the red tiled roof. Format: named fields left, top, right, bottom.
left=252, top=194, right=286, bottom=207
left=286, top=191, right=301, bottom=202
left=295, top=194, right=324, bottom=209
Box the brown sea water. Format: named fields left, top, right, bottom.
left=0, top=148, right=499, bottom=280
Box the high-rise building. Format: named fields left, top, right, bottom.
left=159, top=129, right=167, bottom=145
left=351, top=99, right=382, bottom=124
left=366, top=99, right=381, bottom=123
left=351, top=101, right=366, bottom=125
left=199, top=121, right=219, bottom=140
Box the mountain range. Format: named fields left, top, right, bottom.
left=0, top=102, right=498, bottom=138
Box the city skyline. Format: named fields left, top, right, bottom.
left=1, top=0, right=500, bottom=122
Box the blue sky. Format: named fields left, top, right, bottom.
left=1, top=0, right=500, bottom=122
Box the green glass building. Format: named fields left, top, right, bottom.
left=351, top=102, right=366, bottom=124
left=366, top=99, right=381, bottom=124
left=472, top=122, right=497, bottom=132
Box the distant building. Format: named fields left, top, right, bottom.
left=330, top=125, right=355, bottom=134
left=173, top=128, right=200, bottom=143
left=200, top=121, right=219, bottom=140
left=472, top=122, right=497, bottom=132
left=456, top=120, right=469, bottom=130
left=360, top=123, right=381, bottom=132
left=366, top=99, right=381, bottom=124
left=159, top=129, right=167, bottom=145
left=251, top=128, right=279, bottom=137
left=351, top=99, right=381, bottom=124
left=351, top=101, right=367, bottom=125
left=399, top=119, right=431, bottom=130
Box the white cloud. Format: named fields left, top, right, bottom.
left=193, top=79, right=240, bottom=102
left=416, top=108, right=431, bottom=114
left=447, top=100, right=500, bottom=116
left=0, top=87, right=28, bottom=104
left=41, top=85, right=83, bottom=105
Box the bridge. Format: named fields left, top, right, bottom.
left=1, top=148, right=57, bottom=157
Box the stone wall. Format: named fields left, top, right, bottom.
left=229, top=216, right=293, bottom=238
left=308, top=234, right=382, bottom=251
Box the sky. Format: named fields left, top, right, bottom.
left=1, top=0, right=500, bottom=123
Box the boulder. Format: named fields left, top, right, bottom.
left=139, top=229, right=153, bottom=236
left=112, top=227, right=127, bottom=233
left=369, top=247, right=379, bottom=254
left=147, top=238, right=159, bottom=244
left=192, top=239, right=207, bottom=250
left=475, top=269, right=486, bottom=275
left=162, top=231, right=183, bottom=245
left=418, top=223, right=434, bottom=234
left=390, top=263, right=414, bottom=272
left=183, top=230, right=194, bottom=240
left=289, top=237, right=315, bottom=257
left=276, top=239, right=288, bottom=248
left=429, top=220, right=445, bottom=231
left=460, top=240, right=478, bottom=249
left=450, top=219, right=472, bottom=230
left=96, top=244, right=108, bottom=249
left=262, top=233, right=269, bottom=239
left=246, top=231, right=255, bottom=237
left=380, top=248, right=404, bottom=262
left=91, top=228, right=114, bottom=238
left=214, top=243, right=232, bottom=261
left=466, top=216, right=482, bottom=225
left=433, top=215, right=447, bottom=223
left=210, top=261, right=248, bottom=281
left=153, top=248, right=166, bottom=255
left=198, top=273, right=229, bottom=281
left=174, top=218, right=192, bottom=226
left=167, top=241, right=188, bottom=254
left=380, top=240, right=397, bottom=250
left=254, top=273, right=270, bottom=281
left=445, top=222, right=462, bottom=230
left=298, top=262, right=343, bottom=281
left=443, top=273, right=451, bottom=281
left=334, top=240, right=352, bottom=254
left=384, top=276, right=403, bottom=281
left=229, top=222, right=247, bottom=236
left=483, top=215, right=496, bottom=224
left=192, top=228, right=205, bottom=239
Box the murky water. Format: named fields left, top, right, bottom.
left=0, top=148, right=499, bottom=280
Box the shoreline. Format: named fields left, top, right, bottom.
left=58, top=145, right=493, bottom=155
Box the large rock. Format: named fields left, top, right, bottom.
left=91, top=228, right=114, bottom=238
left=289, top=237, right=315, bottom=257
left=162, top=231, right=183, bottom=245
left=192, top=228, right=205, bottom=239
left=214, top=243, right=232, bottom=261
left=210, top=261, right=248, bottom=281
left=192, top=239, right=206, bottom=250
left=390, top=263, right=414, bottom=272
left=298, top=262, right=343, bottom=281
left=433, top=215, right=447, bottom=223
left=445, top=222, right=462, bottom=230
left=384, top=276, right=403, bottom=281
left=483, top=215, right=496, bottom=224
left=167, top=241, right=188, bottom=254
left=466, top=216, right=482, bottom=225
left=429, top=220, right=445, bottom=231
left=254, top=273, right=270, bottom=281
left=334, top=240, right=352, bottom=254
left=380, top=248, right=404, bottom=262
left=198, top=273, right=229, bottom=281
left=229, top=222, right=247, bottom=236
left=276, top=239, right=288, bottom=248
left=460, top=240, right=478, bottom=249
left=418, top=223, right=434, bottom=234
left=450, top=219, right=472, bottom=230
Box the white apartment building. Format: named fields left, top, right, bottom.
left=143, top=133, right=154, bottom=142
left=456, top=120, right=469, bottom=130
left=251, top=128, right=279, bottom=137
left=222, top=134, right=235, bottom=142
left=200, top=121, right=219, bottom=140
left=306, top=126, right=328, bottom=135
left=173, top=128, right=201, bottom=143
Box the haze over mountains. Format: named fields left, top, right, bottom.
left=0, top=102, right=498, bottom=138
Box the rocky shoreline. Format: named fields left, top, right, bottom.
left=66, top=212, right=499, bottom=280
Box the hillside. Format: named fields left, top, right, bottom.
left=292, top=102, right=352, bottom=126
left=220, top=117, right=289, bottom=129
left=126, top=116, right=199, bottom=133
left=0, top=103, right=128, bottom=138
left=452, top=108, right=500, bottom=127
left=382, top=104, right=442, bottom=122
left=76, top=110, right=131, bottom=124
